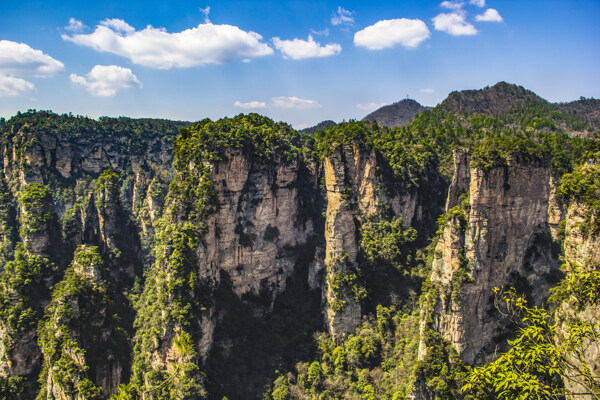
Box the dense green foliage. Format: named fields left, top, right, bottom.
left=19, top=183, right=53, bottom=235
left=1, top=109, right=187, bottom=156
left=175, top=113, right=302, bottom=165
left=558, top=164, right=600, bottom=233
left=0, top=177, right=17, bottom=264
left=0, top=246, right=56, bottom=350
left=463, top=285, right=600, bottom=399
left=361, top=212, right=417, bottom=268
left=269, top=307, right=421, bottom=400
left=37, top=246, right=127, bottom=400
left=130, top=223, right=207, bottom=399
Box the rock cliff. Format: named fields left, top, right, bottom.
left=426, top=151, right=561, bottom=364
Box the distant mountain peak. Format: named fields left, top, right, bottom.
left=299, top=120, right=336, bottom=135
left=362, top=99, right=430, bottom=128
left=439, top=81, right=546, bottom=115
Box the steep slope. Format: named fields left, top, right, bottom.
left=362, top=99, right=430, bottom=128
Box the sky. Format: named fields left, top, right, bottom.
left=0, top=0, right=599, bottom=128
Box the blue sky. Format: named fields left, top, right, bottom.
left=1, top=0, right=599, bottom=128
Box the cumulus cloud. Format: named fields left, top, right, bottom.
left=70, top=65, right=142, bottom=96
left=469, top=0, right=485, bottom=7
left=62, top=19, right=273, bottom=68
left=0, top=74, right=35, bottom=96
left=331, top=7, right=354, bottom=26
left=475, top=8, right=503, bottom=22
left=272, top=35, right=341, bottom=60
left=432, top=12, right=478, bottom=35
left=234, top=100, right=267, bottom=109
left=65, top=17, right=85, bottom=32
left=420, top=88, right=436, bottom=93
left=440, top=1, right=464, bottom=10
left=0, top=40, right=64, bottom=77
left=354, top=18, right=431, bottom=50
left=271, top=97, right=321, bottom=109
left=357, top=102, right=386, bottom=111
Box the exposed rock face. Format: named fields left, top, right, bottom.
left=2, top=124, right=173, bottom=182
left=428, top=152, right=561, bottom=364
left=201, top=149, right=318, bottom=304
left=323, top=145, right=370, bottom=340
left=445, top=149, right=471, bottom=212
left=0, top=328, right=41, bottom=380
left=196, top=150, right=321, bottom=356
left=322, top=144, right=425, bottom=340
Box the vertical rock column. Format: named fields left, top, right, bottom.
left=322, top=144, right=381, bottom=341
left=427, top=153, right=560, bottom=365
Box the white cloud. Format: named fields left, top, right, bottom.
left=65, top=17, right=85, bottom=32
left=62, top=19, right=273, bottom=69
left=70, top=65, right=142, bottom=96
left=354, top=18, right=431, bottom=50
left=420, top=88, right=435, bottom=93
left=272, top=35, right=341, bottom=60
left=432, top=13, right=478, bottom=35
left=271, top=97, right=321, bottom=109
left=0, top=40, right=64, bottom=77
left=0, top=74, right=35, bottom=96
left=475, top=8, right=503, bottom=22
left=357, top=102, right=386, bottom=111
left=331, top=7, right=354, bottom=26
left=100, top=18, right=135, bottom=33
left=469, top=0, right=485, bottom=7
left=234, top=100, right=267, bottom=109
left=440, top=1, right=464, bottom=10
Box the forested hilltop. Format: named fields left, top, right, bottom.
left=0, top=82, right=598, bottom=400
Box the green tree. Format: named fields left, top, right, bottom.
left=462, top=286, right=600, bottom=399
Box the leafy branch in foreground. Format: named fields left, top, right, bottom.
left=462, top=285, right=600, bottom=400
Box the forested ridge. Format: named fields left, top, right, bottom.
left=0, top=82, right=598, bottom=399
